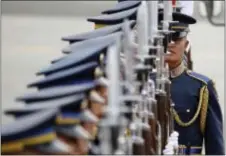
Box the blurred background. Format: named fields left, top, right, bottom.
left=1, top=1, right=225, bottom=126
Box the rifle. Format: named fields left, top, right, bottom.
left=135, top=2, right=156, bottom=154
left=99, top=34, right=126, bottom=154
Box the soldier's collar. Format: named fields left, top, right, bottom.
left=170, top=62, right=186, bottom=78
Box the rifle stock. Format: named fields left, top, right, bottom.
left=132, top=142, right=146, bottom=155
left=142, top=126, right=155, bottom=154
left=156, top=92, right=167, bottom=153
left=165, top=82, right=174, bottom=135
left=148, top=116, right=157, bottom=154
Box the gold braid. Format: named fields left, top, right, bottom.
left=200, top=85, right=209, bottom=134
left=172, top=86, right=206, bottom=127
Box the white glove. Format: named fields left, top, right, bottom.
left=163, top=131, right=179, bottom=154
left=170, top=131, right=179, bottom=137
left=163, top=142, right=174, bottom=155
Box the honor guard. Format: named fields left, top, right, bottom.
left=94, top=1, right=224, bottom=154
left=2, top=0, right=224, bottom=155
left=17, top=80, right=106, bottom=118
left=87, top=2, right=171, bottom=154
left=23, top=60, right=108, bottom=116
left=1, top=109, right=75, bottom=155
left=103, top=0, right=193, bottom=70
left=87, top=3, right=163, bottom=155
left=5, top=93, right=100, bottom=154
left=157, top=11, right=225, bottom=155
left=5, top=59, right=111, bottom=154
left=172, top=0, right=194, bottom=70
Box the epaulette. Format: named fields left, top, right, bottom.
left=186, top=70, right=211, bottom=85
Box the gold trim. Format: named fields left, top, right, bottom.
left=2, top=141, right=24, bottom=153
left=172, top=86, right=206, bottom=127
left=191, top=147, right=202, bottom=149
left=178, top=145, right=202, bottom=155
left=95, top=24, right=107, bottom=29
left=22, top=132, right=56, bottom=145
left=56, top=116, right=80, bottom=125
left=200, top=85, right=209, bottom=134
left=171, top=26, right=186, bottom=29
left=178, top=145, right=202, bottom=149
left=2, top=132, right=57, bottom=153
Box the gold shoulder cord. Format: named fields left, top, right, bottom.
left=200, top=85, right=209, bottom=134
left=172, top=85, right=209, bottom=133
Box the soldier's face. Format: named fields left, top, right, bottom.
left=90, top=87, right=107, bottom=118
left=76, top=139, right=90, bottom=154
left=90, top=101, right=104, bottom=118
left=97, top=86, right=108, bottom=102
left=165, top=37, right=187, bottom=69
left=82, top=122, right=98, bottom=139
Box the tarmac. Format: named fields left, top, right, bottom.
left=1, top=2, right=225, bottom=127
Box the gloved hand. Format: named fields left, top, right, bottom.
left=163, top=131, right=179, bottom=155
left=163, top=142, right=174, bottom=155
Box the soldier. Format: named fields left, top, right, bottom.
left=30, top=61, right=109, bottom=117
left=17, top=80, right=105, bottom=118
left=103, top=0, right=194, bottom=70
left=19, top=59, right=109, bottom=116
left=16, top=33, right=125, bottom=153
left=160, top=12, right=225, bottom=154
left=89, top=1, right=224, bottom=154
left=172, top=0, right=194, bottom=70
left=35, top=32, right=123, bottom=103
left=1, top=109, right=76, bottom=155
left=5, top=93, right=100, bottom=155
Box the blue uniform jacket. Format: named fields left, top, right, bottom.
left=171, top=70, right=224, bottom=154
left=151, top=69, right=224, bottom=154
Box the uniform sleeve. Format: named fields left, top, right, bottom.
left=204, top=80, right=225, bottom=154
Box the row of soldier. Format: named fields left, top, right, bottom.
left=2, top=0, right=224, bottom=155
left=1, top=0, right=190, bottom=155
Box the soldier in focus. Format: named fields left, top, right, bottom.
left=162, top=12, right=225, bottom=155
